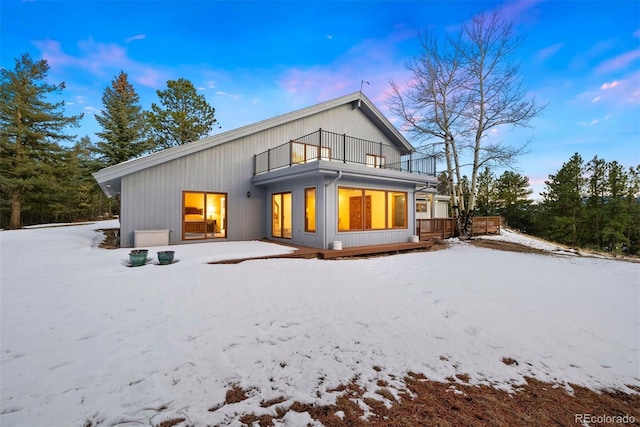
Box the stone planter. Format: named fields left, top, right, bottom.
left=129, top=249, right=148, bottom=267
left=157, top=250, right=175, bottom=265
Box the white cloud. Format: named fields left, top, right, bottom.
left=577, top=119, right=600, bottom=127
left=591, top=96, right=601, bottom=103
left=215, top=91, right=241, bottom=100
left=125, top=34, right=146, bottom=43
left=600, top=81, right=619, bottom=90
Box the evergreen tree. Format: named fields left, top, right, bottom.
left=495, top=171, right=533, bottom=231
left=94, top=71, right=148, bottom=167
left=146, top=78, right=219, bottom=150
left=624, top=165, right=640, bottom=255
left=585, top=156, right=608, bottom=249
left=540, top=153, right=585, bottom=247
left=0, top=53, right=82, bottom=229
left=475, top=167, right=497, bottom=216
left=602, top=161, right=629, bottom=253
left=55, top=136, right=109, bottom=222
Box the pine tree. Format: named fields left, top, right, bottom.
left=541, top=153, right=585, bottom=247
left=495, top=171, right=533, bottom=231
left=94, top=71, right=148, bottom=167
left=602, top=161, right=629, bottom=253
left=475, top=167, right=497, bottom=216
left=624, top=165, right=640, bottom=255
left=585, top=156, right=608, bottom=249
left=146, top=78, right=219, bottom=150
left=0, top=53, right=82, bottom=229
left=54, top=136, right=107, bottom=222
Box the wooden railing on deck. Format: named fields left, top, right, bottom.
left=416, top=216, right=501, bottom=240
left=416, top=218, right=456, bottom=240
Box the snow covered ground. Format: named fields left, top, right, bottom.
left=1, top=220, right=638, bottom=426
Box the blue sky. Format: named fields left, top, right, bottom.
left=2, top=0, right=639, bottom=197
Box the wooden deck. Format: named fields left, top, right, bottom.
left=209, top=241, right=435, bottom=264
left=320, top=241, right=434, bottom=259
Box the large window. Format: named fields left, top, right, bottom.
left=183, top=191, right=227, bottom=240
left=272, top=192, right=292, bottom=238
left=305, top=187, right=316, bottom=233
left=338, top=187, right=407, bottom=231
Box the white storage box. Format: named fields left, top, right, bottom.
left=134, top=230, right=170, bottom=247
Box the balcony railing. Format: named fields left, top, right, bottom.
left=254, top=128, right=436, bottom=176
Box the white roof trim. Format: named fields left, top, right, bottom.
left=93, top=92, right=412, bottom=196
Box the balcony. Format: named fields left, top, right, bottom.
left=254, top=129, right=436, bottom=176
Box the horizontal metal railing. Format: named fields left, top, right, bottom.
left=254, top=129, right=436, bottom=176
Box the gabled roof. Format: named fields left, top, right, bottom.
left=93, top=92, right=413, bottom=197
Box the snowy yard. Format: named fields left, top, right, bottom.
left=1, top=220, right=638, bottom=426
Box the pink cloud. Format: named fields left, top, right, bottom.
left=278, top=29, right=415, bottom=115
left=499, top=0, right=543, bottom=21
left=33, top=37, right=169, bottom=89
left=600, top=81, right=619, bottom=90
left=136, top=68, right=166, bottom=88
left=596, top=49, right=640, bottom=73
left=536, top=43, right=564, bottom=61
left=33, top=39, right=79, bottom=68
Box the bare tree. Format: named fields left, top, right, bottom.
left=389, top=10, right=544, bottom=237
left=389, top=31, right=468, bottom=224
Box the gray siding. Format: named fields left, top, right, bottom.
left=119, top=102, right=400, bottom=247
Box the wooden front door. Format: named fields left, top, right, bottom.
left=349, top=195, right=372, bottom=230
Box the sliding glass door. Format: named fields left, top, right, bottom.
left=272, top=192, right=292, bottom=239
left=183, top=191, right=227, bottom=240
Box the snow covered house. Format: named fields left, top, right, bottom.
left=93, top=92, right=439, bottom=249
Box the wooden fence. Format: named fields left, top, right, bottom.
left=472, top=216, right=502, bottom=236
left=416, top=216, right=501, bottom=240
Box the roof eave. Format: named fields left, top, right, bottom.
left=92, top=92, right=412, bottom=191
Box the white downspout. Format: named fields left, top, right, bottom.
left=324, top=171, right=343, bottom=249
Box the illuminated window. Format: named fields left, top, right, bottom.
left=387, top=192, right=407, bottom=228
left=338, top=187, right=407, bottom=231
left=292, top=142, right=331, bottom=164
left=305, top=187, right=316, bottom=232
left=183, top=191, right=227, bottom=240
left=366, top=154, right=386, bottom=168
left=272, top=192, right=292, bottom=238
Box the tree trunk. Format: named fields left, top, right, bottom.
left=444, top=139, right=457, bottom=217
left=9, top=190, right=22, bottom=229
